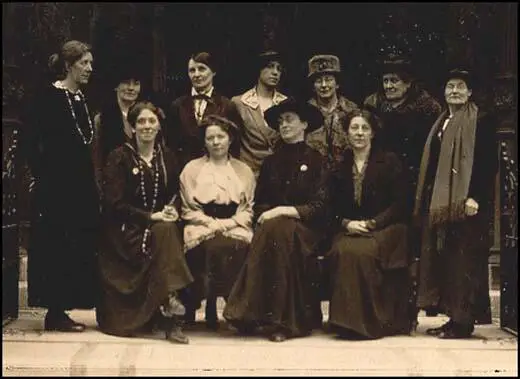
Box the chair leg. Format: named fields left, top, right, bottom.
left=205, top=292, right=219, bottom=330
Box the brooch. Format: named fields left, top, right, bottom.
left=300, top=164, right=308, bottom=172
left=132, top=167, right=139, bottom=175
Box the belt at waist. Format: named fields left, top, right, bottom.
left=201, top=202, right=238, bottom=219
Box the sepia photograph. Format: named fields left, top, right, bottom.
left=2, top=2, right=517, bottom=376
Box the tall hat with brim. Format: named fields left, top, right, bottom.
left=308, top=54, right=341, bottom=81
left=444, top=68, right=475, bottom=89
left=381, top=54, right=414, bottom=78
left=112, top=63, right=145, bottom=87
left=257, top=50, right=284, bottom=69
left=264, top=97, right=324, bottom=133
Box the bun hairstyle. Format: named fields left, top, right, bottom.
left=190, top=51, right=217, bottom=73
left=48, top=40, right=91, bottom=79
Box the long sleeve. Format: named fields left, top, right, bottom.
left=91, top=112, right=104, bottom=198
left=18, top=91, right=43, bottom=178
left=293, top=158, right=330, bottom=224
left=252, top=156, right=275, bottom=218
left=231, top=164, right=256, bottom=229
left=373, top=153, right=406, bottom=229
left=103, top=149, right=152, bottom=225
left=179, top=163, right=214, bottom=226
left=467, top=114, right=498, bottom=210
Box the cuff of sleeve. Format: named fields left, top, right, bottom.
left=294, top=205, right=310, bottom=221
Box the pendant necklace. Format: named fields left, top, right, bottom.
left=139, top=149, right=160, bottom=257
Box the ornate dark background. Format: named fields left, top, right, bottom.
left=2, top=2, right=517, bottom=330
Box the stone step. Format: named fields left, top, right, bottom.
left=15, top=255, right=502, bottom=319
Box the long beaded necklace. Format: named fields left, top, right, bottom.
left=62, top=88, right=94, bottom=145
left=139, top=149, right=160, bottom=257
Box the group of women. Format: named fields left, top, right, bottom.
left=19, top=39, right=497, bottom=345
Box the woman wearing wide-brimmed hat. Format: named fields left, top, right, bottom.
left=223, top=98, right=330, bottom=342
left=232, top=50, right=288, bottom=178
left=414, top=68, right=498, bottom=339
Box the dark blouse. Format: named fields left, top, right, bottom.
left=330, top=149, right=406, bottom=231
left=103, top=144, right=180, bottom=227
left=254, top=141, right=329, bottom=228
left=20, top=84, right=99, bottom=227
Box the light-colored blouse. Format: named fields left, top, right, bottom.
left=180, top=156, right=256, bottom=251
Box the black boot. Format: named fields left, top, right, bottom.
left=164, top=316, right=189, bottom=344
left=44, top=310, right=86, bottom=333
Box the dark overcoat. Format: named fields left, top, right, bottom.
left=416, top=110, right=498, bottom=324
left=329, top=149, right=409, bottom=270
left=20, top=84, right=100, bottom=309
left=165, top=91, right=243, bottom=168
left=364, top=87, right=442, bottom=216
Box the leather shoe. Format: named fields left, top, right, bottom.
left=426, top=320, right=452, bottom=336
left=44, top=312, right=86, bottom=332
left=437, top=328, right=472, bottom=339
left=166, top=326, right=189, bottom=344
left=269, top=330, right=289, bottom=342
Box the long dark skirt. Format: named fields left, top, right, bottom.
left=223, top=217, right=321, bottom=337
left=327, top=234, right=410, bottom=339
left=28, top=217, right=99, bottom=310
left=184, top=234, right=249, bottom=309
left=417, top=213, right=491, bottom=326
left=96, top=222, right=193, bottom=336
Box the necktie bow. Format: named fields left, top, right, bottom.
left=192, top=94, right=212, bottom=102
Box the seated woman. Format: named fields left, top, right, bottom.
left=180, top=115, right=255, bottom=330
left=327, top=108, right=411, bottom=340
left=223, top=98, right=330, bottom=342
left=96, top=101, right=193, bottom=344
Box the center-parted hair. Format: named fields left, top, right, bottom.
left=199, top=114, right=240, bottom=157
left=127, top=101, right=166, bottom=149
left=127, top=101, right=165, bottom=128
left=344, top=108, right=382, bottom=136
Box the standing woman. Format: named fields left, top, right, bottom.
left=327, top=109, right=410, bottom=340
left=19, top=40, right=100, bottom=331
left=93, top=64, right=144, bottom=181
left=232, top=50, right=288, bottom=178
left=96, top=101, right=193, bottom=344
left=223, top=98, right=329, bottom=342
left=166, top=51, right=243, bottom=168
left=180, top=115, right=255, bottom=330
left=414, top=69, right=498, bottom=339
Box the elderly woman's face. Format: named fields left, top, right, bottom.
left=188, top=59, right=215, bottom=93
left=278, top=111, right=308, bottom=143
left=67, top=52, right=93, bottom=85
left=313, top=74, right=338, bottom=100
left=445, top=78, right=472, bottom=105
left=205, top=125, right=231, bottom=159
left=382, top=73, right=410, bottom=101
left=116, top=79, right=141, bottom=104
left=134, top=108, right=160, bottom=144
left=348, top=116, right=373, bottom=150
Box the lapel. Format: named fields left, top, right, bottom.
left=361, top=149, right=386, bottom=204
left=179, top=95, right=198, bottom=134
left=202, top=91, right=220, bottom=119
